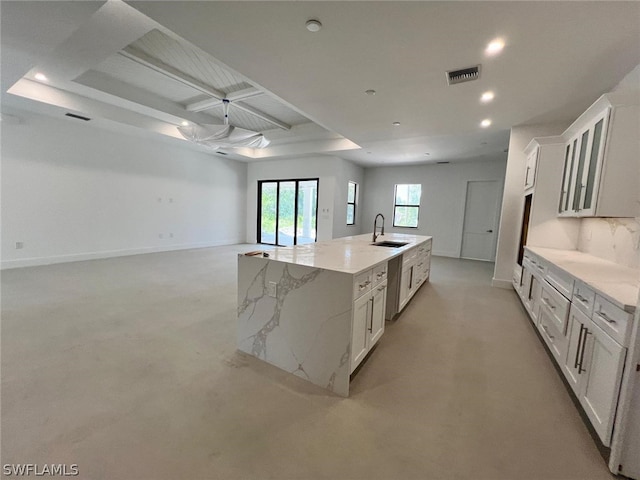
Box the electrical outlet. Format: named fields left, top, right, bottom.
left=268, top=282, right=277, bottom=298
left=15, top=241, right=23, bottom=249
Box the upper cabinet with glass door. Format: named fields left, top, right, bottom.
left=558, top=91, right=639, bottom=218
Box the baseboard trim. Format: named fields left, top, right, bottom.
left=1, top=240, right=242, bottom=270
left=492, top=278, right=513, bottom=289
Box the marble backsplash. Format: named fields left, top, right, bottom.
left=578, top=218, right=640, bottom=270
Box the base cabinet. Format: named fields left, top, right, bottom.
left=350, top=279, right=387, bottom=373
left=562, top=304, right=626, bottom=446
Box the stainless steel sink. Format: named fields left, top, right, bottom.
left=372, top=240, right=409, bottom=248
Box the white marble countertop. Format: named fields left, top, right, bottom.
left=251, top=233, right=432, bottom=275
left=526, top=246, right=639, bottom=313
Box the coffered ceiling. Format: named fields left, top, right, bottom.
left=2, top=1, right=639, bottom=166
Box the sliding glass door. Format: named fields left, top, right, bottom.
left=258, top=178, right=318, bottom=246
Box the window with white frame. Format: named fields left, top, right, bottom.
left=393, top=184, right=421, bottom=228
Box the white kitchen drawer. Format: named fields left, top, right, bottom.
left=573, top=281, right=595, bottom=316
left=402, top=247, right=418, bottom=265
left=593, top=295, right=632, bottom=347
left=539, top=303, right=569, bottom=365
left=353, top=269, right=372, bottom=299
left=417, top=241, right=431, bottom=256
left=372, top=262, right=388, bottom=287
left=545, top=265, right=574, bottom=300
left=540, top=280, right=570, bottom=335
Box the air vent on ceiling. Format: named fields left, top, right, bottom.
left=65, top=112, right=91, bottom=121
left=446, top=65, right=481, bottom=85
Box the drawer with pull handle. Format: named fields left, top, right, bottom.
left=545, top=265, right=574, bottom=300
left=372, top=262, right=388, bottom=287
left=353, top=269, right=372, bottom=299
left=540, top=280, right=570, bottom=334
left=592, top=294, right=632, bottom=347
left=572, top=281, right=595, bottom=316
left=538, top=303, right=569, bottom=364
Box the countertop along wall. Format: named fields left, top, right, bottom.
left=1, top=108, right=247, bottom=269
left=245, top=156, right=364, bottom=243
left=361, top=159, right=506, bottom=258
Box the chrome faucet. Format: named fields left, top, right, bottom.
left=372, top=213, right=385, bottom=243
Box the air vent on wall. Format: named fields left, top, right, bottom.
left=446, top=65, right=481, bottom=85
left=65, top=112, right=91, bottom=121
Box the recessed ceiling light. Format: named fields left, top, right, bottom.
left=480, top=119, right=492, bottom=128
left=392, top=122, right=401, bottom=126
left=181, top=121, right=189, bottom=126
left=485, top=38, right=505, bottom=56
left=481, top=91, right=495, bottom=103
left=305, top=19, right=322, bottom=32
left=365, top=89, right=376, bottom=96
left=34, top=72, right=48, bottom=82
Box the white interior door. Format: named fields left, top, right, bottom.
left=460, top=180, right=501, bottom=261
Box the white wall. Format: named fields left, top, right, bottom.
left=361, top=159, right=506, bottom=258
left=492, top=123, right=566, bottom=286
left=1, top=109, right=247, bottom=269
left=245, top=156, right=364, bottom=243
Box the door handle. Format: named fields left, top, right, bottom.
left=574, top=324, right=585, bottom=370
left=486, top=229, right=493, bottom=233
left=578, top=328, right=591, bottom=374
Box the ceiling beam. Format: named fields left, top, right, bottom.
left=186, top=87, right=264, bottom=113
left=119, top=46, right=226, bottom=99
left=120, top=46, right=290, bottom=130
left=233, top=101, right=291, bottom=130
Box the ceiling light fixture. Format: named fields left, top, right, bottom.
left=481, top=91, right=495, bottom=103
left=305, top=19, right=322, bottom=32
left=365, top=89, right=376, bottom=96
left=34, top=72, right=48, bottom=82
left=485, top=38, right=505, bottom=56
left=392, top=122, right=401, bottom=126
left=178, top=100, right=270, bottom=149
left=480, top=119, right=492, bottom=128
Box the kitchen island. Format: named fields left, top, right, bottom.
left=237, top=233, right=432, bottom=396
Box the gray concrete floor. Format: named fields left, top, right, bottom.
left=1, top=246, right=614, bottom=480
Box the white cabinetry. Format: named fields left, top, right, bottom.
left=563, top=305, right=626, bottom=446
left=350, top=263, right=388, bottom=373
left=398, top=239, right=432, bottom=311
left=524, top=144, right=539, bottom=192
left=558, top=92, right=639, bottom=218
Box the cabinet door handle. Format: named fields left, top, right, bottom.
left=578, top=329, right=591, bottom=374
left=542, top=297, right=556, bottom=310
left=542, top=324, right=555, bottom=340
left=377, top=286, right=385, bottom=292
left=574, top=293, right=589, bottom=304
left=409, top=266, right=413, bottom=289
left=574, top=324, right=585, bottom=370
left=597, top=310, right=616, bottom=324
left=368, top=298, right=374, bottom=332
